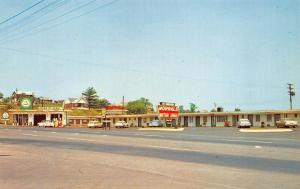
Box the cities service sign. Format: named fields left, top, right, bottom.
left=19, top=97, right=33, bottom=110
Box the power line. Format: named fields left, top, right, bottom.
left=0, top=0, right=46, bottom=27
left=0, top=0, right=119, bottom=45
left=0, top=0, right=101, bottom=44
left=0, top=0, right=69, bottom=36
left=0, top=46, right=284, bottom=90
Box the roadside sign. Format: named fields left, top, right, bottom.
left=19, top=97, right=33, bottom=110
left=158, top=105, right=179, bottom=119
left=2, top=112, right=9, bottom=119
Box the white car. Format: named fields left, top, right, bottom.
left=88, top=121, right=103, bottom=128
left=115, top=121, right=129, bottom=128
left=237, top=119, right=251, bottom=128
left=149, top=120, right=163, bottom=127
left=276, top=118, right=298, bottom=128
left=38, top=120, right=54, bottom=128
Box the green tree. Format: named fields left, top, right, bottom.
left=127, top=97, right=153, bottom=114
left=0, top=92, right=3, bottom=99
left=234, top=108, right=241, bottom=112
left=179, top=105, right=185, bottom=113
left=96, top=98, right=110, bottom=109
left=82, top=87, right=99, bottom=110
left=189, top=103, right=197, bottom=113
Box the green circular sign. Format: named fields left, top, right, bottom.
left=20, top=97, right=32, bottom=109
left=2, top=112, right=9, bottom=119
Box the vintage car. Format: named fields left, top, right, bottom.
left=87, top=121, right=103, bottom=128
left=115, top=121, right=129, bottom=128
left=276, top=118, right=298, bottom=128
left=237, top=119, right=251, bottom=128
left=38, top=120, right=54, bottom=128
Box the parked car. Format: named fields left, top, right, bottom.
left=115, top=121, right=129, bottom=128
left=149, top=120, right=163, bottom=127
left=276, top=118, right=298, bottom=128
left=38, top=120, right=54, bottom=128
left=237, top=119, right=251, bottom=128
left=88, top=120, right=103, bottom=128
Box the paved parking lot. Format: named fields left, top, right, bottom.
left=1, top=126, right=300, bottom=189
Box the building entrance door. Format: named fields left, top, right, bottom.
left=196, top=116, right=200, bottom=127
left=183, top=116, right=188, bottom=127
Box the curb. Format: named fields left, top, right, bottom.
left=138, top=128, right=185, bottom=132
left=239, top=128, right=293, bottom=133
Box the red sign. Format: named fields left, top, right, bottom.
left=158, top=105, right=179, bottom=118
left=105, top=105, right=125, bottom=110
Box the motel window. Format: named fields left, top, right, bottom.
left=217, top=116, right=226, bottom=122
left=203, top=116, right=207, bottom=123
left=76, top=119, right=80, bottom=124
left=255, top=115, right=260, bottom=122
left=267, top=115, right=272, bottom=122
left=241, top=115, right=244, bottom=118
left=189, top=116, right=193, bottom=123
left=113, top=118, right=115, bottom=124
left=295, top=114, right=298, bottom=118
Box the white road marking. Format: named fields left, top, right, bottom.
left=51, top=132, right=57, bottom=134
left=134, top=133, right=164, bottom=137
left=221, top=139, right=272, bottom=144
left=66, top=137, right=96, bottom=142
left=74, top=133, right=79, bottom=135
left=33, top=131, right=37, bottom=133
left=148, top=145, right=202, bottom=153
left=23, top=133, right=38, bottom=137
left=255, top=146, right=262, bottom=149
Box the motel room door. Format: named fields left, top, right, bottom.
left=232, top=115, right=238, bottom=127
left=211, top=116, right=216, bottom=127
left=195, top=116, right=200, bottom=127
left=138, top=117, right=142, bottom=127
left=274, top=114, right=280, bottom=126
left=248, top=114, right=254, bottom=126
left=183, top=116, right=188, bottom=127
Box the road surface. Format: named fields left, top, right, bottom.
left=0, top=126, right=299, bottom=189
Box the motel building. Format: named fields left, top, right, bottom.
left=66, top=109, right=300, bottom=128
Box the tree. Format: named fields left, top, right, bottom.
left=0, top=92, right=3, bottom=99
left=82, top=87, right=99, bottom=110
left=189, top=103, right=197, bottom=113
left=127, top=97, right=153, bottom=114
left=179, top=105, right=185, bottom=113
left=96, top=98, right=110, bottom=109
left=234, top=108, right=241, bottom=112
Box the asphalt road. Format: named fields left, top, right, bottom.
left=0, top=126, right=300, bottom=189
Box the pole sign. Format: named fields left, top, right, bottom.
left=158, top=105, right=179, bottom=119
left=2, top=112, right=9, bottom=119
left=19, top=97, right=33, bottom=110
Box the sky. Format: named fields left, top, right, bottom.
left=0, top=0, right=299, bottom=111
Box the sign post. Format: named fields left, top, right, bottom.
left=158, top=102, right=179, bottom=127
left=2, top=112, right=9, bottom=125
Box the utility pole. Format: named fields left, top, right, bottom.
left=287, top=83, right=296, bottom=110
left=122, top=96, right=124, bottom=115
